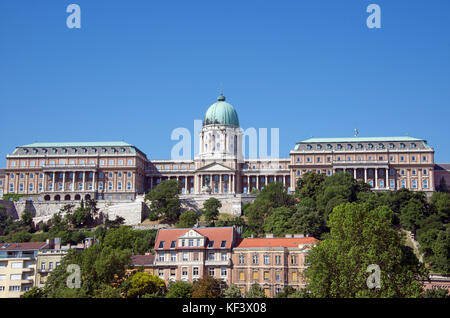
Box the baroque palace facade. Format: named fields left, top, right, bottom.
left=0, top=94, right=440, bottom=209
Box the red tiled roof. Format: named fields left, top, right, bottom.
left=235, top=237, right=318, bottom=249
left=131, top=254, right=155, bottom=266
left=0, top=242, right=48, bottom=251
left=154, top=227, right=235, bottom=250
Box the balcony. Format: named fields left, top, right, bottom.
left=205, top=259, right=231, bottom=266
left=42, top=164, right=97, bottom=171
left=332, top=160, right=389, bottom=167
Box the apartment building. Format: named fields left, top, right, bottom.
left=231, top=235, right=318, bottom=297
left=153, top=227, right=238, bottom=285
left=0, top=242, right=48, bottom=298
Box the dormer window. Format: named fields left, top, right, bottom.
left=71, top=148, right=77, bottom=154
left=220, top=240, right=227, bottom=248
left=411, top=143, right=416, bottom=149
left=378, top=143, right=384, bottom=149
left=42, top=149, right=47, bottom=154
left=368, top=144, right=373, bottom=149
left=208, top=241, right=214, bottom=248
left=52, top=148, right=57, bottom=153
left=82, top=148, right=87, bottom=153
left=111, top=148, right=117, bottom=153
left=327, top=144, right=332, bottom=150
left=23, top=149, right=29, bottom=154
left=357, top=144, right=363, bottom=149
left=306, top=145, right=312, bottom=150
left=102, top=148, right=107, bottom=153
left=316, top=144, right=322, bottom=150
left=62, top=148, right=67, bottom=153
left=337, top=144, right=342, bottom=150
left=347, top=144, right=352, bottom=150
left=389, top=143, right=395, bottom=149
left=158, top=241, right=165, bottom=249
left=33, top=149, right=38, bottom=154
left=120, top=148, right=126, bottom=153
left=91, top=148, right=97, bottom=153
left=400, top=143, right=405, bottom=149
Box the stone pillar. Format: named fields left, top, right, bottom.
left=185, top=176, right=188, bottom=194
left=256, top=175, right=259, bottom=190
left=219, top=175, right=222, bottom=194
left=72, top=171, right=76, bottom=192
left=93, top=171, right=96, bottom=191
left=62, top=172, right=66, bottom=191
left=353, top=169, right=357, bottom=179
left=247, top=176, right=250, bottom=193
left=283, top=175, right=286, bottom=187
left=82, top=171, right=86, bottom=192
left=364, top=168, right=367, bottom=183
left=386, top=168, right=389, bottom=189
left=42, top=172, right=47, bottom=194
left=375, top=168, right=378, bottom=189
left=52, top=172, right=55, bottom=192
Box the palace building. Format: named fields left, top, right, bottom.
left=0, top=93, right=445, bottom=214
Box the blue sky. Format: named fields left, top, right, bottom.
left=0, top=0, right=449, bottom=163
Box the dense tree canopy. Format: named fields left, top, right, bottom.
left=305, top=202, right=427, bottom=297
left=145, top=179, right=181, bottom=222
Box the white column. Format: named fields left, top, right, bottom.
left=353, top=169, right=357, bottom=180
left=386, top=168, right=389, bottom=189
left=231, top=175, right=234, bottom=193
left=52, top=172, right=55, bottom=192
left=256, top=175, right=259, bottom=190
left=375, top=168, right=378, bottom=189
left=219, top=175, right=222, bottom=194
left=93, top=171, right=96, bottom=191
left=283, top=175, right=286, bottom=187
left=247, top=176, right=250, bottom=193
left=185, top=176, right=188, bottom=194
left=82, top=171, right=86, bottom=192
left=62, top=172, right=65, bottom=191
left=72, top=171, right=75, bottom=192
left=364, top=168, right=367, bottom=183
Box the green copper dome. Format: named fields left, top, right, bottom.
left=203, top=94, right=240, bottom=127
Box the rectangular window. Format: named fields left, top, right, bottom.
left=220, top=267, right=227, bottom=277
left=170, top=253, right=176, bottom=262
left=275, top=255, right=281, bottom=265
left=182, top=252, right=189, bottom=262
left=193, top=267, right=199, bottom=277
left=264, top=271, right=270, bottom=281
left=276, top=271, right=281, bottom=281
left=290, top=255, right=297, bottom=265
left=264, top=255, right=270, bottom=265
left=208, top=267, right=215, bottom=276
left=253, top=271, right=259, bottom=280
left=208, top=253, right=215, bottom=261
left=239, top=271, right=245, bottom=281
left=239, top=255, right=245, bottom=265
left=292, top=271, right=298, bottom=281
left=11, top=262, right=23, bottom=269
left=252, top=255, right=258, bottom=264
left=10, top=274, right=21, bottom=281
left=221, top=252, right=227, bottom=261
left=423, top=180, right=428, bottom=189
left=158, top=253, right=165, bottom=262
left=220, top=240, right=226, bottom=248
left=188, top=239, right=194, bottom=247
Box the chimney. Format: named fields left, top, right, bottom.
left=265, top=234, right=274, bottom=238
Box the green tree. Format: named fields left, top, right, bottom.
left=191, top=275, right=224, bottom=298
left=223, top=284, right=243, bottom=298
left=430, top=226, right=450, bottom=275
left=399, top=198, right=429, bottom=232
left=305, top=202, right=426, bottom=298
left=263, top=206, right=294, bottom=236
left=145, top=179, right=181, bottom=222
left=423, top=288, right=449, bottom=298
left=20, top=210, right=33, bottom=227
left=245, top=283, right=266, bottom=298
left=295, top=171, right=325, bottom=201
left=21, top=287, right=45, bottom=298
left=166, top=281, right=193, bottom=298
left=176, top=210, right=199, bottom=228
left=430, top=191, right=450, bottom=223
left=291, top=199, right=327, bottom=238
left=123, top=272, right=166, bottom=298
left=202, top=198, right=222, bottom=225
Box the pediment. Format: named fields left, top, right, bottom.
left=179, top=229, right=204, bottom=239
left=196, top=162, right=234, bottom=172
